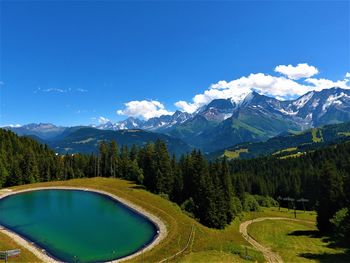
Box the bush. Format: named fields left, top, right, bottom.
left=330, top=208, right=349, bottom=239
left=181, top=198, right=195, bottom=217
left=231, top=197, right=243, bottom=215
left=254, top=195, right=278, bottom=207
left=243, top=194, right=260, bottom=211
left=159, top=193, right=169, bottom=200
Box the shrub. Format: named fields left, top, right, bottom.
left=231, top=197, right=243, bottom=215
left=181, top=198, right=195, bottom=217
left=330, top=207, right=349, bottom=239
left=254, top=195, right=278, bottom=207
left=159, top=192, right=169, bottom=200
left=243, top=194, right=260, bottom=211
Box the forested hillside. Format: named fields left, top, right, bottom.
left=229, top=141, right=350, bottom=236
left=1, top=128, right=349, bottom=238
left=211, top=121, right=350, bottom=160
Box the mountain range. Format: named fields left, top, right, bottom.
left=4, top=87, right=350, bottom=154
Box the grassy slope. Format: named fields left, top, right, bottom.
left=0, top=232, right=42, bottom=262
left=223, top=148, right=248, bottom=159
left=248, top=219, right=350, bottom=263
left=1, top=178, right=344, bottom=263
left=1, top=178, right=260, bottom=263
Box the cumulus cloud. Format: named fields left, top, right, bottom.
left=175, top=65, right=350, bottom=113
left=274, top=63, right=319, bottom=80
left=305, top=78, right=350, bottom=90
left=117, top=100, right=174, bottom=120
left=175, top=73, right=313, bottom=113
left=116, top=63, right=349, bottom=116
left=1, top=124, right=22, bottom=128
left=98, top=116, right=110, bottom=124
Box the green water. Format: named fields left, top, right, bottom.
left=0, top=189, right=157, bottom=262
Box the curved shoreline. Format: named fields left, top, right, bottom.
left=0, top=186, right=167, bottom=263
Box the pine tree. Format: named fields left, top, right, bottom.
left=21, top=150, right=39, bottom=184
left=0, top=158, right=8, bottom=187
left=153, top=140, right=173, bottom=194
left=109, top=141, right=119, bottom=178
left=220, top=158, right=235, bottom=222
left=316, top=162, right=344, bottom=232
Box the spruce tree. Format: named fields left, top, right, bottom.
left=316, top=162, right=344, bottom=232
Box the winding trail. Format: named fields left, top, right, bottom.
left=239, top=217, right=313, bottom=263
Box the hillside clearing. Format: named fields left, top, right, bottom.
left=1, top=178, right=343, bottom=263
left=248, top=219, right=349, bottom=263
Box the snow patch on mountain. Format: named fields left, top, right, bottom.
left=293, top=91, right=314, bottom=109
left=322, top=92, right=350, bottom=111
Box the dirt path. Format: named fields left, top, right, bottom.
left=239, top=217, right=313, bottom=263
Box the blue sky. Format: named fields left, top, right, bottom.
left=0, top=0, right=349, bottom=126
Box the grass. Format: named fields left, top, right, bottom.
left=1, top=178, right=262, bottom=263
left=0, top=178, right=343, bottom=263
left=311, top=128, right=323, bottom=143
left=223, top=149, right=248, bottom=159
left=0, top=232, right=43, bottom=262
left=272, top=147, right=298, bottom=155
left=280, top=152, right=306, bottom=159
left=338, top=132, right=350, bottom=137
left=248, top=219, right=350, bottom=263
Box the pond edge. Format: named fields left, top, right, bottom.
left=0, top=186, right=168, bottom=263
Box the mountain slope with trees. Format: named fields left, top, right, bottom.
left=210, top=121, right=350, bottom=160
left=1, top=128, right=349, bottom=238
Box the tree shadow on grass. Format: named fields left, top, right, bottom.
left=130, top=185, right=146, bottom=190
left=289, top=230, right=350, bottom=263
left=288, top=230, right=321, bottom=238
left=299, top=251, right=350, bottom=263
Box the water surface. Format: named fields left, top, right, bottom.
left=0, top=189, right=157, bottom=262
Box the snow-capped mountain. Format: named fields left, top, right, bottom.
left=197, top=98, right=235, bottom=122
left=281, top=87, right=350, bottom=126
left=79, top=87, right=350, bottom=138
left=97, top=117, right=145, bottom=130
left=4, top=87, right=350, bottom=153
left=3, top=123, right=66, bottom=140
left=165, top=87, right=350, bottom=152
left=142, top=111, right=192, bottom=130
left=97, top=111, right=192, bottom=131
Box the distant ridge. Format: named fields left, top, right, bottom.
left=5, top=87, right=350, bottom=153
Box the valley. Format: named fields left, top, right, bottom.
left=5, top=88, right=350, bottom=156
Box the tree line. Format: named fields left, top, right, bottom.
left=0, top=128, right=349, bottom=238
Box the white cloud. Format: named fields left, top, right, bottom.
left=76, top=88, right=88, bottom=93
left=43, top=88, right=66, bottom=93
left=305, top=78, right=350, bottom=91
left=117, top=100, right=174, bottom=120
left=98, top=116, right=110, bottom=124
left=274, top=63, right=319, bottom=80
left=1, top=124, right=22, bottom=128
left=116, top=63, right=349, bottom=116
left=175, top=73, right=313, bottom=113
left=34, top=87, right=88, bottom=93
left=174, top=101, right=198, bottom=113
left=175, top=65, right=350, bottom=113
